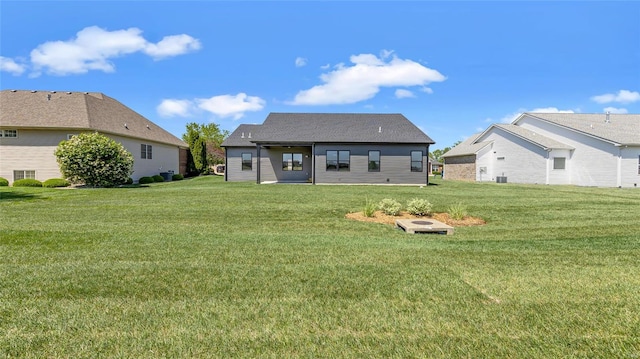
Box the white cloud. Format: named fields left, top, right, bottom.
left=320, top=63, right=330, bottom=70
left=0, top=56, right=26, bottom=75
left=395, top=89, right=415, bottom=99
left=157, top=99, right=195, bottom=118
left=196, top=93, right=265, bottom=120
left=288, top=52, right=446, bottom=105
left=158, top=93, right=265, bottom=120
left=499, top=107, right=575, bottom=123
left=421, top=87, right=434, bottom=94
left=144, top=34, right=201, bottom=60
left=591, top=90, right=640, bottom=104
left=603, top=106, right=628, bottom=114
left=29, top=26, right=201, bottom=76
left=295, top=57, right=307, bottom=67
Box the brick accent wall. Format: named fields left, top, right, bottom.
left=444, top=155, right=476, bottom=181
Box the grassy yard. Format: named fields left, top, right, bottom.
left=1, top=176, right=639, bottom=358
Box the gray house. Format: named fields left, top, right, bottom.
left=221, top=113, right=435, bottom=185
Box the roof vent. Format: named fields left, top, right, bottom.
left=146, top=125, right=150, bottom=129
left=241, top=132, right=245, bottom=138
left=10, top=90, right=17, bottom=92
left=66, top=91, right=72, bottom=94
left=50, top=91, right=56, bottom=93
left=605, top=111, right=610, bottom=123
left=248, top=132, right=252, bottom=139
left=47, top=94, right=51, bottom=101
left=124, top=123, right=128, bottom=129
left=31, top=90, right=37, bottom=93
left=378, top=126, right=382, bottom=133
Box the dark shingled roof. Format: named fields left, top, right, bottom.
left=0, top=90, right=187, bottom=147
left=222, top=113, right=434, bottom=147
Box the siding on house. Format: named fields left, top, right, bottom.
left=476, top=129, right=548, bottom=184
left=0, top=130, right=66, bottom=182
left=620, top=148, right=640, bottom=188
left=225, top=147, right=258, bottom=182
left=518, top=117, right=622, bottom=187
left=0, top=130, right=182, bottom=183
left=314, top=144, right=429, bottom=184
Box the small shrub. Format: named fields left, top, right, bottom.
left=432, top=171, right=441, bottom=176
left=378, top=198, right=402, bottom=216
left=138, top=176, right=154, bottom=184
left=407, top=198, right=432, bottom=216
left=152, top=175, right=164, bottom=183
left=43, top=178, right=70, bottom=188
left=363, top=198, right=377, bottom=217
left=13, top=179, right=43, bottom=187
left=0, top=177, right=8, bottom=186
left=125, top=177, right=134, bottom=185
left=172, top=173, right=184, bottom=181
left=448, top=202, right=468, bottom=220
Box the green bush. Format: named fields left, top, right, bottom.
left=125, top=177, right=134, bottom=185
left=43, top=178, right=70, bottom=188
left=13, top=179, right=43, bottom=187
left=0, top=177, right=8, bottom=186
left=152, top=175, right=164, bottom=182
left=363, top=198, right=377, bottom=217
left=172, top=173, right=184, bottom=181
left=406, top=198, right=432, bottom=216
left=54, top=132, right=134, bottom=187
left=138, top=176, right=154, bottom=184
left=378, top=198, right=402, bottom=216
left=448, top=202, right=468, bottom=220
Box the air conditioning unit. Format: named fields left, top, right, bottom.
left=496, top=176, right=507, bottom=183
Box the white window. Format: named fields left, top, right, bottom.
left=141, top=144, right=153, bottom=159
left=1, top=129, right=18, bottom=138
left=14, top=170, right=35, bottom=181
left=553, top=157, right=566, bottom=170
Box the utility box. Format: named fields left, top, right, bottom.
left=160, top=171, right=173, bottom=182
left=496, top=176, right=507, bottom=183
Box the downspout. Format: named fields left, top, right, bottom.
left=545, top=150, right=550, bottom=185
left=256, top=144, right=261, bottom=184
left=616, top=146, right=623, bottom=188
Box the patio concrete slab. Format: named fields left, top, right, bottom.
left=395, top=218, right=454, bottom=235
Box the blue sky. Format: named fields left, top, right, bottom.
left=1, top=1, right=639, bottom=150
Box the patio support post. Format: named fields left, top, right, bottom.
left=256, top=144, right=261, bottom=184
left=312, top=143, right=316, bottom=185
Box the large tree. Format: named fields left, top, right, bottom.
left=55, top=132, right=134, bottom=187
left=430, top=140, right=462, bottom=163
left=182, top=122, right=229, bottom=175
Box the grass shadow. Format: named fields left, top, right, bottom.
left=0, top=191, right=41, bottom=202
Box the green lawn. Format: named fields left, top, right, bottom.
left=1, top=176, right=639, bottom=358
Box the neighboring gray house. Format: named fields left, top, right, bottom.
left=443, top=112, right=640, bottom=188
left=0, top=90, right=188, bottom=184
left=221, top=113, right=435, bottom=185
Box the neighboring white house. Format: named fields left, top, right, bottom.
left=443, top=112, right=640, bottom=188
left=0, top=90, right=188, bottom=185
